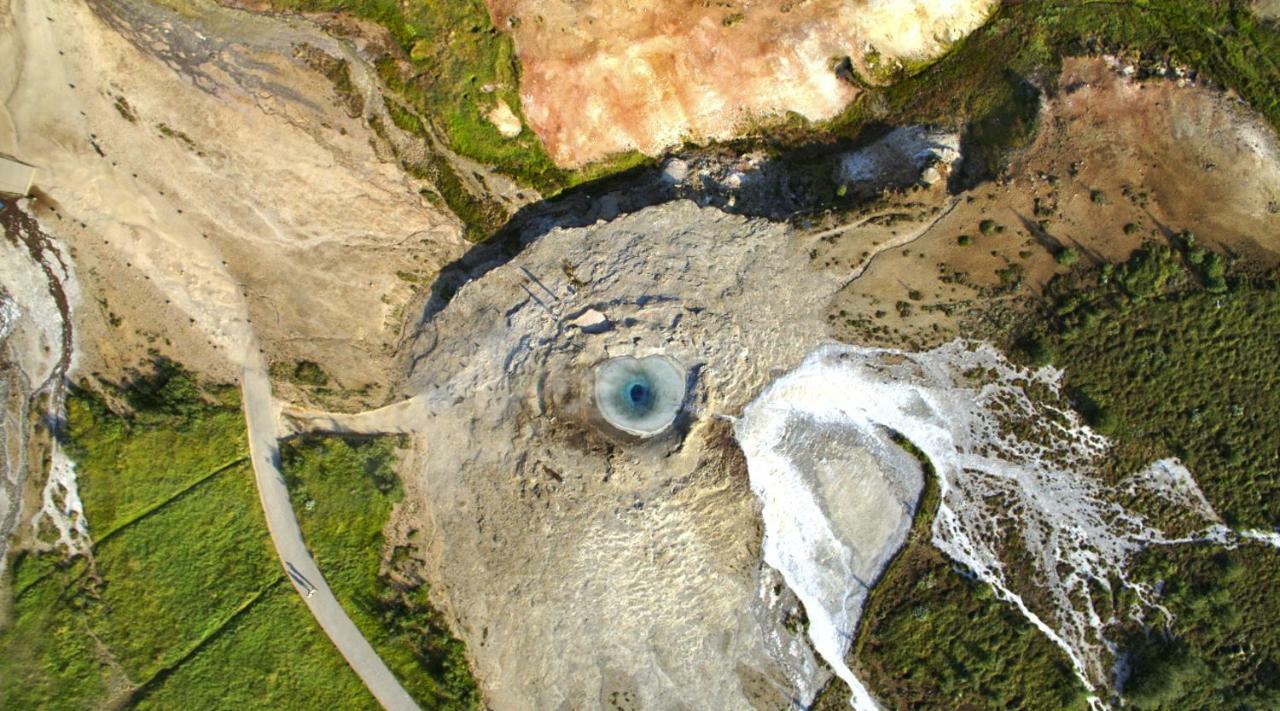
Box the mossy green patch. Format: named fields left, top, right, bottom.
left=268, top=0, right=648, bottom=200
left=283, top=435, right=481, bottom=709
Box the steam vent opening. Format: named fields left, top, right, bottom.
left=594, top=355, right=686, bottom=438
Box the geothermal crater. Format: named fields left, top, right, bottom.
left=594, top=355, right=686, bottom=438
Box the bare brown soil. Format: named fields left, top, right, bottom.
left=825, top=56, right=1280, bottom=349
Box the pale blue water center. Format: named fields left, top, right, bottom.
left=594, top=355, right=685, bottom=437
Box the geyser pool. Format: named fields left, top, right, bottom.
left=594, top=355, right=685, bottom=437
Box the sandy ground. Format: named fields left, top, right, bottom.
left=0, top=0, right=466, bottom=403
left=490, top=0, right=996, bottom=166
left=825, top=56, right=1280, bottom=349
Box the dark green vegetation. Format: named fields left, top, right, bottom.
left=812, top=442, right=1087, bottom=710
left=1120, top=542, right=1280, bottom=709
left=1, top=364, right=478, bottom=709
left=283, top=435, right=480, bottom=710
left=269, top=358, right=331, bottom=389
left=1026, top=237, right=1278, bottom=528
left=1016, top=237, right=1280, bottom=707
left=0, top=365, right=373, bottom=708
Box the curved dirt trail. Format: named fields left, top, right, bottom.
left=240, top=341, right=419, bottom=711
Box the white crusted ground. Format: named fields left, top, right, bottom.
left=737, top=340, right=1276, bottom=708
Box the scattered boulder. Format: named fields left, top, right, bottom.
left=486, top=98, right=523, bottom=138
left=834, top=126, right=961, bottom=196
left=569, top=308, right=611, bottom=334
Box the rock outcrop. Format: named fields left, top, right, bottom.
left=489, top=0, right=997, bottom=166
left=834, top=126, right=962, bottom=196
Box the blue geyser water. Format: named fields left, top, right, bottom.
left=594, top=355, right=685, bottom=437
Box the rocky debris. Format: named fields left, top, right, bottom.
left=660, top=157, right=689, bottom=184
left=834, top=126, right=961, bottom=197
left=1097, top=51, right=1202, bottom=87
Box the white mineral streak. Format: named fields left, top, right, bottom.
left=0, top=297, right=18, bottom=342
left=1122, top=457, right=1220, bottom=520
left=0, top=206, right=88, bottom=561
left=738, top=340, right=1262, bottom=709
left=33, top=446, right=90, bottom=551
left=738, top=369, right=922, bottom=711
left=1240, top=529, right=1280, bottom=547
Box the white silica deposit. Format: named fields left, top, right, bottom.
left=738, top=340, right=1258, bottom=708
left=737, top=367, right=924, bottom=710
left=33, top=445, right=90, bottom=553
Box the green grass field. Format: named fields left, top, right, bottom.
left=134, top=583, right=376, bottom=711
left=0, top=365, right=477, bottom=709
left=0, top=367, right=373, bottom=708
left=282, top=435, right=480, bottom=710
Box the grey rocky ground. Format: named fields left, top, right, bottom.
left=400, top=201, right=836, bottom=709
left=278, top=197, right=949, bottom=709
